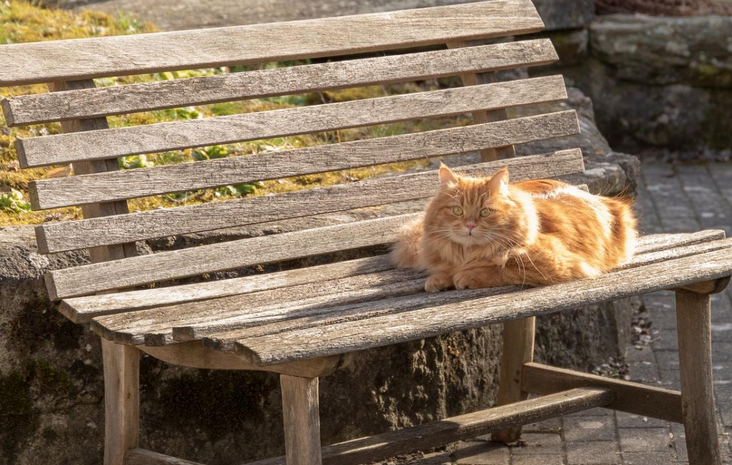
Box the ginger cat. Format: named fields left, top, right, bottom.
left=391, top=164, right=637, bottom=292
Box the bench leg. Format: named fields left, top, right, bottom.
left=676, top=290, right=722, bottom=465
left=280, top=374, right=322, bottom=465
left=102, top=339, right=140, bottom=465
left=492, top=317, right=536, bottom=443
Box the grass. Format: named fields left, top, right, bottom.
left=0, top=1, right=468, bottom=226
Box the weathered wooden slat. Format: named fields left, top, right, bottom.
left=16, top=76, right=567, bottom=168
left=37, top=149, right=584, bottom=254
left=219, top=246, right=732, bottom=365
left=59, top=230, right=728, bottom=326
left=250, top=388, right=612, bottom=465
left=94, top=274, right=428, bottom=345
left=280, top=375, right=322, bottom=465
left=521, top=363, right=682, bottom=423
left=198, top=238, right=732, bottom=352
left=124, top=388, right=610, bottom=465
left=111, top=237, right=732, bottom=348
left=139, top=342, right=349, bottom=378
left=125, top=449, right=203, bottom=465
left=2, top=40, right=557, bottom=126
left=60, top=256, right=393, bottom=323
left=46, top=213, right=418, bottom=300
left=0, top=0, right=544, bottom=86
left=30, top=111, right=579, bottom=209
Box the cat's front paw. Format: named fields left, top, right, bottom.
left=454, top=272, right=489, bottom=290
left=425, top=274, right=452, bottom=293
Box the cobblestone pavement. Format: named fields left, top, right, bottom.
left=405, top=162, right=732, bottom=464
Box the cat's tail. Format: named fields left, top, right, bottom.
left=390, top=216, right=424, bottom=269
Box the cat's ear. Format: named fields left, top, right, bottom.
left=439, top=162, right=458, bottom=185
left=487, top=167, right=510, bottom=195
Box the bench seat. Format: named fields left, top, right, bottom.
left=69, top=229, right=732, bottom=368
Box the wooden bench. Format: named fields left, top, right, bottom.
left=1, top=1, right=730, bottom=464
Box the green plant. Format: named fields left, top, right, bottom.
left=0, top=188, right=31, bottom=213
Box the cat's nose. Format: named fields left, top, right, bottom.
left=466, top=222, right=476, bottom=233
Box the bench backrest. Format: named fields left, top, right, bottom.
left=0, top=0, right=584, bottom=301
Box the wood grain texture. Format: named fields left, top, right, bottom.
left=60, top=256, right=393, bottom=323
left=280, top=375, right=323, bottom=465
left=30, top=111, right=579, bottom=209
left=48, top=81, right=132, bottom=263
left=125, top=449, right=203, bottom=465
left=3, top=40, right=558, bottom=126
left=0, top=0, right=544, bottom=86
left=522, top=363, right=682, bottom=423
left=675, top=290, right=722, bottom=465
left=448, top=40, right=516, bottom=162
left=37, top=149, right=584, bottom=255
left=139, top=341, right=348, bottom=377
left=250, top=388, right=613, bottom=465
left=221, top=247, right=732, bottom=365
left=491, top=317, right=535, bottom=443
left=16, top=76, right=568, bottom=168
left=103, top=340, right=140, bottom=465
left=64, top=233, right=731, bottom=334
left=90, top=271, right=427, bottom=345
left=195, top=240, right=732, bottom=355
left=47, top=213, right=418, bottom=300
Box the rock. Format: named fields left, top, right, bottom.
left=590, top=15, right=732, bottom=89
left=73, top=0, right=593, bottom=31
left=587, top=60, right=732, bottom=151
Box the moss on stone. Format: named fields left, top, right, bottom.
left=146, top=369, right=278, bottom=442
left=0, top=369, right=40, bottom=463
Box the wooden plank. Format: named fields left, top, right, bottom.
left=125, top=449, right=203, bottom=465
left=218, top=247, right=732, bottom=365
left=675, top=290, right=722, bottom=465
left=675, top=276, right=730, bottom=295
left=60, top=256, right=393, bottom=323
left=448, top=40, right=516, bottom=162
left=139, top=341, right=348, bottom=377
left=37, top=149, right=584, bottom=254
left=48, top=81, right=132, bottom=262
left=521, top=363, right=682, bottom=423
left=0, top=0, right=543, bottom=86
left=63, top=233, right=732, bottom=328
left=197, top=238, right=732, bottom=354
left=3, top=40, right=557, bottom=126
left=30, top=111, right=579, bottom=209
left=280, top=375, right=323, bottom=465
left=103, top=340, right=140, bottom=465
left=251, top=388, right=613, bottom=465
left=90, top=272, right=427, bottom=345
left=47, top=213, right=416, bottom=300
left=123, top=389, right=611, bottom=465
left=16, top=76, right=568, bottom=168
left=491, top=317, right=535, bottom=443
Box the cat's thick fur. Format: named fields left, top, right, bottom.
left=391, top=164, right=638, bottom=292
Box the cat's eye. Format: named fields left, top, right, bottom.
left=452, top=206, right=463, bottom=216
left=480, top=208, right=490, bottom=217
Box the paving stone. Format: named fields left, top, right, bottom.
left=624, top=345, right=656, bottom=364
left=565, top=408, right=613, bottom=417
left=522, top=417, right=563, bottom=434
left=453, top=442, right=510, bottom=465
left=651, top=329, right=679, bottom=351
left=563, top=416, right=616, bottom=442
left=510, top=433, right=563, bottom=455
left=654, top=350, right=680, bottom=371
left=510, top=455, right=564, bottom=465
left=618, top=428, right=671, bottom=453
left=565, top=441, right=620, bottom=464
left=627, top=361, right=659, bottom=383
left=622, top=451, right=676, bottom=465
left=615, top=412, right=669, bottom=429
